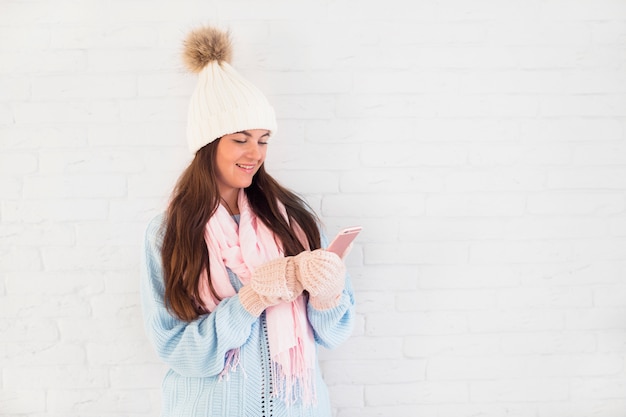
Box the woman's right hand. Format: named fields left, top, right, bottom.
left=239, top=257, right=303, bottom=316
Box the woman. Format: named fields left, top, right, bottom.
left=140, top=26, right=355, bottom=417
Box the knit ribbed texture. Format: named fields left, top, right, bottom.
left=140, top=214, right=355, bottom=417
left=187, top=61, right=277, bottom=154
left=238, top=284, right=268, bottom=317
left=295, top=250, right=346, bottom=311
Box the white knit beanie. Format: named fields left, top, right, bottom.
left=183, top=26, right=277, bottom=154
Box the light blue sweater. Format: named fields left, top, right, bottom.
left=140, top=214, right=355, bottom=417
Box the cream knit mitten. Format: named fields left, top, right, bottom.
left=295, top=249, right=346, bottom=310
left=239, top=257, right=303, bottom=316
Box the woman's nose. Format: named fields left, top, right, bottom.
left=246, top=143, right=262, bottom=160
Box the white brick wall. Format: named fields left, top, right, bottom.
left=1, top=0, right=626, bottom=416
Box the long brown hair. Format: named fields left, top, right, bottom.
left=161, top=139, right=321, bottom=321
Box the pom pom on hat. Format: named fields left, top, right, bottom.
left=183, top=25, right=277, bottom=154
left=182, top=26, right=233, bottom=73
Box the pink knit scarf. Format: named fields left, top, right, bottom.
left=198, top=189, right=316, bottom=405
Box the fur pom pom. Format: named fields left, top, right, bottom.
left=183, top=26, right=232, bottom=73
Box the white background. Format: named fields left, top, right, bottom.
left=2, top=0, right=626, bottom=416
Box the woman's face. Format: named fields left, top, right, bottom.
left=215, top=129, right=270, bottom=198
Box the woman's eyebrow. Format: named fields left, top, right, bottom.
left=237, top=130, right=270, bottom=138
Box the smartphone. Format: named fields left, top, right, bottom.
left=327, top=226, right=362, bottom=258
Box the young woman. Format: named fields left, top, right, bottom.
left=140, top=26, right=355, bottom=417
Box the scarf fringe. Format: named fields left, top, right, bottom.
left=219, top=348, right=246, bottom=381
left=271, top=345, right=317, bottom=406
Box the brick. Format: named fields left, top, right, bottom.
left=322, top=359, right=426, bottom=385
left=403, top=217, right=504, bottom=241
left=326, top=384, right=364, bottom=408
left=398, top=289, right=497, bottom=311
left=41, top=246, right=136, bottom=271
left=86, top=341, right=162, bottom=366
left=540, top=95, right=626, bottom=117
left=361, top=143, right=467, bottom=167
left=4, top=271, right=101, bottom=295
left=469, top=143, right=573, bottom=164
left=468, top=309, right=564, bottom=332
left=496, top=286, right=593, bottom=309
left=541, top=0, right=626, bottom=20
left=347, top=265, right=419, bottom=291
left=0, top=76, right=30, bottom=100
left=2, top=199, right=108, bottom=223
left=319, top=337, right=404, bottom=361
left=4, top=365, right=108, bottom=389
left=0, top=294, right=91, bottom=318
left=470, top=378, right=569, bottom=402
left=0, top=126, right=87, bottom=149
left=269, top=170, right=339, bottom=194
left=47, top=389, right=152, bottom=414
left=0, top=341, right=85, bottom=367
left=595, top=285, right=626, bottom=307
left=566, top=308, right=626, bottom=330
left=340, top=169, right=444, bottom=193
left=13, top=101, right=119, bottom=124
left=32, top=75, right=136, bottom=100
left=354, top=70, right=458, bottom=94
left=573, top=143, right=626, bottom=165
left=426, top=193, right=526, bottom=216
left=354, top=290, right=396, bottom=313
left=501, top=331, right=596, bottom=354
left=336, top=94, right=438, bottom=118
left=50, top=25, right=157, bottom=49
left=265, top=144, right=360, bottom=170
left=519, top=261, right=625, bottom=287
left=365, top=242, right=469, bottom=265
left=419, top=265, right=521, bottom=289
left=88, top=49, right=180, bottom=72
left=488, top=21, right=590, bottom=45
left=0, top=152, right=37, bottom=174
left=272, top=95, right=336, bottom=119
left=0, top=318, right=58, bottom=342
left=0, top=26, right=50, bottom=50
left=0, top=389, right=46, bottom=413
left=39, top=149, right=144, bottom=174
left=535, top=186, right=621, bottom=216
left=366, top=311, right=468, bottom=336
left=322, top=193, right=425, bottom=217
left=503, top=217, right=608, bottom=239
left=523, top=118, right=623, bottom=142
left=23, top=174, right=127, bottom=199
left=404, top=334, right=500, bottom=358
left=109, top=364, right=167, bottom=389
left=444, top=169, right=546, bottom=192
left=0, top=222, right=74, bottom=247
left=0, top=247, right=42, bottom=271
left=364, top=381, right=468, bottom=406
left=0, top=50, right=87, bottom=74
left=0, top=177, right=21, bottom=199
left=88, top=123, right=184, bottom=147
left=537, top=399, right=626, bottom=417
left=470, top=241, right=574, bottom=264
left=119, top=98, right=187, bottom=122
left=592, top=21, right=626, bottom=44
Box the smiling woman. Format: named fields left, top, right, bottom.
left=139, top=25, right=355, bottom=417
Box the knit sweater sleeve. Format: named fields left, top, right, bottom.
left=139, top=214, right=257, bottom=378
left=305, top=231, right=356, bottom=349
